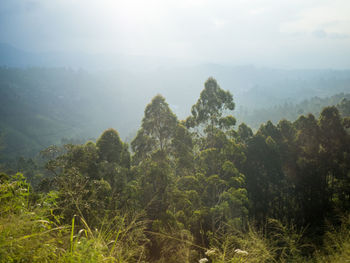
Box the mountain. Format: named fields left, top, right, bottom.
left=1, top=44, right=350, bottom=159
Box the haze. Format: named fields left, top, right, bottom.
left=1, top=0, right=350, bottom=69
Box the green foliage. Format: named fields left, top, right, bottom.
left=1, top=77, right=350, bottom=262
left=0, top=172, right=148, bottom=263
left=237, top=93, right=350, bottom=130
left=205, top=224, right=275, bottom=263
left=97, top=129, right=124, bottom=164
left=237, top=123, right=253, bottom=143
left=188, top=77, right=235, bottom=129
left=132, top=95, right=177, bottom=158
left=337, top=98, right=350, bottom=117
left=63, top=214, right=148, bottom=263
left=0, top=172, right=67, bottom=262
left=171, top=123, right=194, bottom=177
left=313, top=215, right=350, bottom=263
left=0, top=173, right=29, bottom=215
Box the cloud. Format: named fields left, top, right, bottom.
left=249, top=8, right=265, bottom=16
left=280, top=0, right=350, bottom=37
left=0, top=0, right=350, bottom=68
left=328, top=32, right=350, bottom=39
left=212, top=18, right=227, bottom=28
left=313, top=29, right=349, bottom=39
left=25, top=1, right=41, bottom=12
left=312, top=30, right=327, bottom=38
left=0, top=0, right=22, bottom=15
left=0, top=0, right=41, bottom=15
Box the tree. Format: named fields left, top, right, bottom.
left=171, top=123, right=194, bottom=177
left=131, top=95, right=177, bottom=162
left=186, top=78, right=236, bottom=150
left=237, top=123, right=253, bottom=143
left=318, top=107, right=350, bottom=211
left=96, top=128, right=123, bottom=164
left=293, top=114, right=325, bottom=226
left=337, top=98, right=350, bottom=117
left=186, top=77, right=235, bottom=133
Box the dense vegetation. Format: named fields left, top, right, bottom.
left=2, top=66, right=350, bottom=162
left=0, top=67, right=123, bottom=160
left=237, top=93, right=350, bottom=130
left=1, top=77, right=350, bottom=262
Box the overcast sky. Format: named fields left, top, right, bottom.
left=1, top=0, right=350, bottom=68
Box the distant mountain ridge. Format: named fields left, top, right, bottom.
left=1, top=44, right=350, bottom=160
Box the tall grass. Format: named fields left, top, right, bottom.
left=202, top=219, right=310, bottom=263
left=62, top=212, right=148, bottom=263
left=205, top=224, right=276, bottom=263
left=2, top=173, right=350, bottom=262
left=0, top=205, right=70, bottom=262
left=313, top=214, right=350, bottom=263
left=0, top=173, right=149, bottom=263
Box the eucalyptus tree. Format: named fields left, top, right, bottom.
left=131, top=94, right=178, bottom=163
left=318, top=107, right=350, bottom=211
left=186, top=77, right=236, bottom=138
left=96, top=128, right=125, bottom=165
left=130, top=95, right=182, bottom=260
left=337, top=98, right=350, bottom=117
left=130, top=95, right=181, bottom=220
left=237, top=123, right=253, bottom=143
left=184, top=78, right=248, bottom=232
left=171, top=122, right=194, bottom=177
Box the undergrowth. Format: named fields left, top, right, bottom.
left=1, top=173, right=350, bottom=262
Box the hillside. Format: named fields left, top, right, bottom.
left=1, top=78, right=350, bottom=262
left=1, top=66, right=350, bottom=160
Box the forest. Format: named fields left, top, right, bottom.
left=1, top=67, right=350, bottom=161
left=1, top=77, right=350, bottom=262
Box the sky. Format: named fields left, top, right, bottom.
left=0, top=0, right=350, bottom=68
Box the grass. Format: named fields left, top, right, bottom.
left=1, top=173, right=350, bottom=262
left=312, top=215, right=350, bottom=263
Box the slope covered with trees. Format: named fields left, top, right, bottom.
left=0, top=67, right=130, bottom=161
left=1, top=77, right=350, bottom=262
left=1, top=66, right=350, bottom=162
left=237, top=93, right=350, bottom=130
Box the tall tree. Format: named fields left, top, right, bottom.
left=318, top=107, right=350, bottom=211
left=131, top=95, right=177, bottom=162
left=171, top=123, right=194, bottom=177
left=96, top=128, right=124, bottom=164
left=186, top=77, right=236, bottom=136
